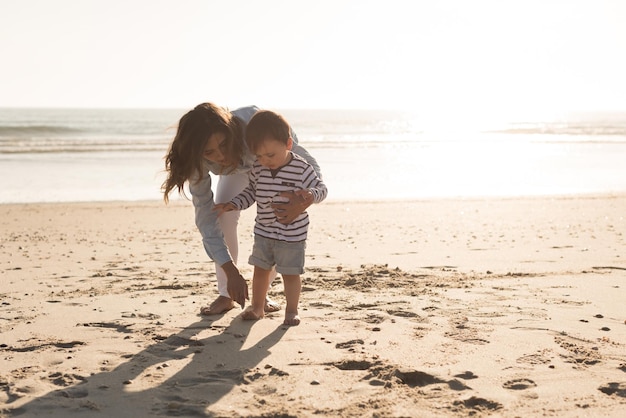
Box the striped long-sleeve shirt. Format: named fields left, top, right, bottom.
left=230, top=152, right=327, bottom=242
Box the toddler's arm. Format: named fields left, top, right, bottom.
left=213, top=202, right=238, bottom=217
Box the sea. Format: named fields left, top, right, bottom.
left=1, top=107, right=626, bottom=204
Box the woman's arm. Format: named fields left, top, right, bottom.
left=189, top=173, right=232, bottom=265
left=273, top=143, right=323, bottom=224
left=220, top=261, right=249, bottom=308
left=292, top=142, right=322, bottom=178
left=189, top=173, right=248, bottom=307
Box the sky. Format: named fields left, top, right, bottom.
left=1, top=0, right=626, bottom=119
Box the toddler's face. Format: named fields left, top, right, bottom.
left=254, top=137, right=292, bottom=170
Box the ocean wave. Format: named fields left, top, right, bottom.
left=3, top=108, right=626, bottom=155
left=0, top=138, right=169, bottom=153
left=0, top=145, right=168, bottom=154
left=0, top=125, right=84, bottom=136
left=487, top=124, right=626, bottom=136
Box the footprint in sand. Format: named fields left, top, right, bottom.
left=0, top=380, right=21, bottom=404
left=331, top=359, right=377, bottom=371
left=386, top=309, right=419, bottom=318
left=598, top=382, right=626, bottom=398
left=335, top=339, right=364, bottom=350
left=454, top=371, right=478, bottom=380
left=503, top=378, right=537, bottom=390
left=453, top=396, right=503, bottom=412
left=394, top=370, right=444, bottom=387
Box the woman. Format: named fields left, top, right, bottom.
left=162, top=103, right=321, bottom=315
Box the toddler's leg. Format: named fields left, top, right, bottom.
left=242, top=266, right=272, bottom=321
left=282, top=274, right=301, bottom=326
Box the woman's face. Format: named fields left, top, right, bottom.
left=203, top=132, right=229, bottom=166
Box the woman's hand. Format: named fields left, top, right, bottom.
left=272, top=189, right=314, bottom=224
left=221, top=261, right=249, bottom=308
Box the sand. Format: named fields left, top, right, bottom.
left=1, top=195, right=625, bottom=417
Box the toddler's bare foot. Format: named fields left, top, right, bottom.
left=241, top=307, right=264, bottom=321
left=200, top=296, right=234, bottom=315
left=264, top=297, right=281, bottom=313
left=283, top=312, right=300, bottom=326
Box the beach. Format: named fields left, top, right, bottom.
left=1, top=195, right=625, bottom=417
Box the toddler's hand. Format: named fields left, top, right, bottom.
left=214, top=202, right=236, bottom=216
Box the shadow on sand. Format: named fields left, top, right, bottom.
left=7, top=314, right=289, bottom=417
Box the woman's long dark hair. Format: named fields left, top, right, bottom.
left=162, top=103, right=244, bottom=202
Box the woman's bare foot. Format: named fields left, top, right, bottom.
left=200, top=296, right=234, bottom=315
left=241, top=307, right=264, bottom=321
left=283, top=311, right=300, bottom=326
left=264, top=297, right=281, bottom=313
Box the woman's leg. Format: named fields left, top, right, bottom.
left=214, top=172, right=249, bottom=297
left=205, top=172, right=279, bottom=314
left=201, top=173, right=249, bottom=315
